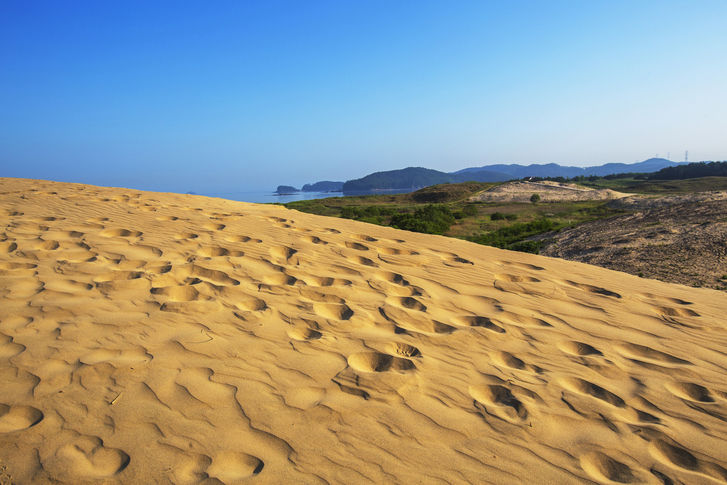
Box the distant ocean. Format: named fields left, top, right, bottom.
left=198, top=188, right=415, bottom=204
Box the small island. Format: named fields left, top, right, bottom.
left=275, top=185, right=299, bottom=195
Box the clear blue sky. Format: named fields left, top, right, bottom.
left=1, top=1, right=726, bottom=192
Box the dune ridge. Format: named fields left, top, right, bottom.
left=1, top=178, right=727, bottom=484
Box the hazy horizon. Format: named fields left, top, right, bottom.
left=2, top=1, right=726, bottom=193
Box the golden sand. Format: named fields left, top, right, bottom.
left=1, top=178, right=726, bottom=484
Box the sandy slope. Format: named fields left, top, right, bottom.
left=1, top=178, right=727, bottom=485
left=469, top=181, right=627, bottom=203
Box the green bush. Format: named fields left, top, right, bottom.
left=509, top=240, right=542, bottom=254
left=505, top=214, right=518, bottom=221
left=462, top=204, right=478, bottom=217
left=469, top=218, right=557, bottom=252
left=340, top=205, right=397, bottom=221
left=530, top=193, right=541, bottom=204
left=491, top=212, right=506, bottom=220
left=390, top=204, right=455, bottom=235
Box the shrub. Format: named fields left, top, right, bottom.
left=509, top=240, right=542, bottom=254
left=505, top=214, right=518, bottom=221
left=462, top=204, right=478, bottom=217
left=491, top=212, right=506, bottom=220
left=530, top=193, right=541, bottom=204
left=390, top=204, right=455, bottom=235
left=469, top=218, right=557, bottom=251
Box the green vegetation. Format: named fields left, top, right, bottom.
left=573, top=176, right=727, bottom=194
left=468, top=218, right=557, bottom=253
left=390, top=205, right=455, bottom=235
left=285, top=182, right=628, bottom=254
left=648, top=161, right=727, bottom=180
left=283, top=167, right=727, bottom=259
left=490, top=212, right=517, bottom=221
left=342, top=167, right=458, bottom=192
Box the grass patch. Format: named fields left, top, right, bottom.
left=285, top=183, right=629, bottom=254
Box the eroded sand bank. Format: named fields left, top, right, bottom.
left=1, top=178, right=726, bottom=484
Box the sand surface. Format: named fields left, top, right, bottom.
left=1, top=178, right=727, bottom=484
left=469, top=180, right=627, bottom=203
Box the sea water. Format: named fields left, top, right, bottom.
left=199, top=188, right=416, bottom=204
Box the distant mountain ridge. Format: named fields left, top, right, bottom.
left=302, top=181, right=344, bottom=192
left=282, top=158, right=686, bottom=194
left=454, top=158, right=681, bottom=179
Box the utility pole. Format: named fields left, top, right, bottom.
left=685, top=150, right=688, bottom=162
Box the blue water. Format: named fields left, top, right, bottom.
left=198, top=190, right=344, bottom=204
left=199, top=188, right=416, bottom=204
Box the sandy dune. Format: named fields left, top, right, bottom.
left=469, top=180, right=627, bottom=203
left=1, top=178, right=727, bottom=484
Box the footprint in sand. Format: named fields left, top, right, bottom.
left=287, top=326, right=322, bottom=341
left=656, top=305, right=700, bottom=318
left=0, top=261, right=36, bottom=271
left=174, top=232, right=199, bottom=240
left=469, top=384, right=528, bottom=423
left=348, top=352, right=415, bottom=373
left=269, top=245, right=298, bottom=263
left=495, top=311, right=551, bottom=328
left=99, top=228, right=143, bottom=238
left=0, top=240, right=18, bottom=253
left=47, top=435, right=130, bottom=479
left=313, top=302, right=353, bottom=320
left=665, top=381, right=715, bottom=403
left=302, top=275, right=352, bottom=287
left=377, top=247, right=419, bottom=256
left=491, top=350, right=526, bottom=370
left=0, top=403, right=44, bottom=432
left=206, top=451, right=264, bottom=482
left=224, top=234, right=262, bottom=243
left=579, top=451, right=635, bottom=483
left=229, top=293, right=268, bottom=312
left=93, top=270, right=145, bottom=283
left=614, top=342, right=691, bottom=367
left=344, top=241, right=369, bottom=251
left=648, top=439, right=727, bottom=482
left=346, top=254, right=377, bottom=267
left=197, top=245, right=244, bottom=257
left=495, top=273, right=541, bottom=283
left=42, top=279, right=93, bottom=293
left=374, top=270, right=410, bottom=286
left=391, top=296, right=427, bottom=312
left=301, top=235, right=326, bottom=244
left=151, top=285, right=201, bottom=302
left=200, top=222, right=226, bottom=231
left=32, top=239, right=60, bottom=250
left=174, top=451, right=263, bottom=484
left=379, top=306, right=457, bottom=335
left=0, top=333, right=26, bottom=359
left=299, top=288, right=345, bottom=304
left=565, top=280, right=621, bottom=298
left=455, top=316, right=506, bottom=333
left=386, top=342, right=420, bottom=357
left=558, top=340, right=602, bottom=357
left=559, top=377, right=625, bottom=407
